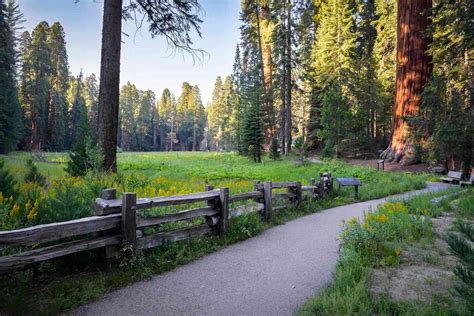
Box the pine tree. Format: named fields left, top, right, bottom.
left=24, top=159, right=46, bottom=187
left=446, top=221, right=474, bottom=313
left=136, top=90, right=155, bottom=151
left=158, top=88, right=176, bottom=151
left=83, top=73, right=99, bottom=140
left=119, top=82, right=139, bottom=151
left=5, top=0, right=24, bottom=60
left=70, top=73, right=89, bottom=147
left=17, top=30, right=32, bottom=149
left=29, top=21, right=51, bottom=150
left=374, top=0, right=396, bottom=143
left=311, top=0, right=357, bottom=156
left=0, top=158, right=16, bottom=198
left=232, top=44, right=246, bottom=153
left=269, top=137, right=281, bottom=160
left=47, top=22, right=69, bottom=150
left=189, top=85, right=205, bottom=151
left=243, top=101, right=264, bottom=162
left=208, top=76, right=224, bottom=150
left=0, top=0, right=22, bottom=153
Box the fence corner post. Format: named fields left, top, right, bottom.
left=219, top=188, right=229, bottom=236
left=121, top=192, right=137, bottom=254
left=263, top=181, right=273, bottom=220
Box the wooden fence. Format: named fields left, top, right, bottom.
left=0, top=174, right=333, bottom=274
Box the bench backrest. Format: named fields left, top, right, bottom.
left=447, top=171, right=462, bottom=179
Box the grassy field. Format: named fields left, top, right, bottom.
left=2, top=150, right=428, bottom=198
left=0, top=151, right=431, bottom=315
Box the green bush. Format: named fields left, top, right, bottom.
left=341, top=201, right=431, bottom=265
left=269, top=138, right=281, bottom=160
left=36, top=178, right=94, bottom=224
left=446, top=220, right=474, bottom=313
left=66, top=137, right=103, bottom=177
left=24, top=159, right=46, bottom=187
left=0, top=158, right=16, bottom=198
left=457, top=191, right=474, bottom=218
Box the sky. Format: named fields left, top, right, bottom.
left=18, top=0, right=242, bottom=104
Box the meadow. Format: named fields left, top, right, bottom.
left=0, top=151, right=428, bottom=229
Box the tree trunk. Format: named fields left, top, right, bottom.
left=97, top=0, right=122, bottom=172
left=285, top=0, right=292, bottom=153
left=256, top=3, right=275, bottom=143
left=381, top=0, right=432, bottom=165
left=260, top=3, right=272, bottom=98
left=461, top=49, right=473, bottom=180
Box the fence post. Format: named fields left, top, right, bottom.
left=295, top=181, right=302, bottom=205
left=219, top=188, right=229, bottom=235
left=98, top=189, right=119, bottom=268
left=319, top=174, right=325, bottom=198
left=263, top=181, right=273, bottom=220
left=121, top=192, right=137, bottom=254
left=253, top=180, right=262, bottom=203
left=205, top=185, right=215, bottom=207
left=101, top=188, right=116, bottom=201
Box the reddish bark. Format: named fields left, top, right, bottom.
left=382, top=0, right=432, bottom=164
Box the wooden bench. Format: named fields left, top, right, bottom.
left=336, top=177, right=360, bottom=199
left=460, top=175, right=474, bottom=187
left=440, top=171, right=462, bottom=184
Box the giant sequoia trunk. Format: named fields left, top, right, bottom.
left=97, top=0, right=123, bottom=172
left=381, top=0, right=432, bottom=164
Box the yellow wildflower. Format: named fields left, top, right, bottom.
left=9, top=203, right=20, bottom=218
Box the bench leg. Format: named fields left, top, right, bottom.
left=337, top=184, right=341, bottom=196
left=355, top=185, right=358, bottom=199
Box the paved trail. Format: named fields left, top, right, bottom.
left=75, top=182, right=450, bottom=316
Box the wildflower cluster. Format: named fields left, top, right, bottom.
left=341, top=202, right=431, bottom=266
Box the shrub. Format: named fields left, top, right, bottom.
left=446, top=220, right=474, bottom=313
left=0, top=158, right=16, bottom=198
left=293, top=136, right=310, bottom=164
left=269, top=138, right=281, bottom=160
left=66, top=137, right=103, bottom=177
left=24, top=159, right=47, bottom=187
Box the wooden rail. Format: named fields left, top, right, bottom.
left=0, top=174, right=333, bottom=274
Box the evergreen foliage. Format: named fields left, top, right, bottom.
left=446, top=220, right=474, bottom=313
left=242, top=101, right=264, bottom=163
left=0, top=158, right=16, bottom=198
left=269, top=137, right=281, bottom=160
left=0, top=0, right=22, bottom=153
left=66, top=136, right=103, bottom=177
left=24, top=159, right=46, bottom=186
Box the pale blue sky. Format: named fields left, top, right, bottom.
left=18, top=0, right=241, bottom=104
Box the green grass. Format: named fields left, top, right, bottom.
left=1, top=151, right=428, bottom=199
left=0, top=151, right=431, bottom=315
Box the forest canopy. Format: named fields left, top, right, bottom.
left=0, top=0, right=472, bottom=176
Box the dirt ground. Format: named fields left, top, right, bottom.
left=369, top=211, right=458, bottom=304
left=345, top=158, right=430, bottom=173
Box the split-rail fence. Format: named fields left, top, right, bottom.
left=0, top=174, right=333, bottom=274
